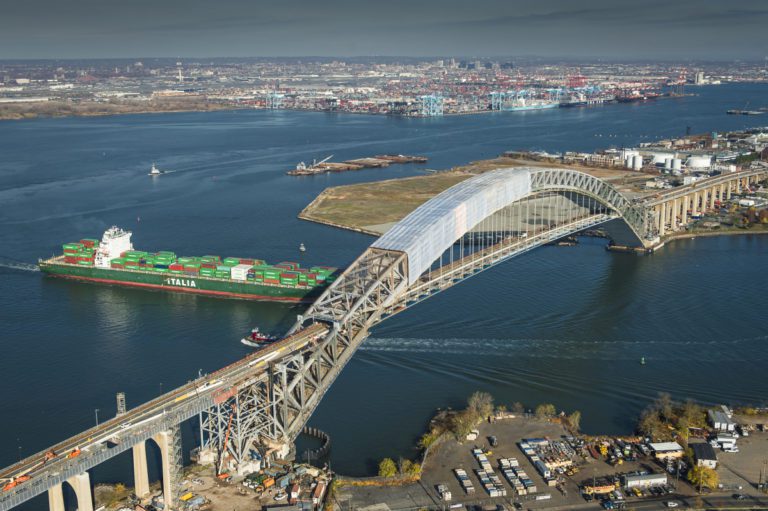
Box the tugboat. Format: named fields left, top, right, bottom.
left=148, top=163, right=164, bottom=176
left=241, top=327, right=278, bottom=348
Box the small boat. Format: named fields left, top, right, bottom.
left=299, top=243, right=306, bottom=252
left=241, top=327, right=277, bottom=348
left=640, top=357, right=646, bottom=365
left=148, top=163, right=164, bottom=176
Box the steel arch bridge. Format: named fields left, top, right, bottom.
left=258, top=167, right=653, bottom=448
left=5, top=167, right=768, bottom=511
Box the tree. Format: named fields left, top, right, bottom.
left=679, top=399, right=704, bottom=428
left=511, top=402, right=525, bottom=414
left=566, top=411, right=582, bottom=432
left=450, top=411, right=475, bottom=440
left=638, top=407, right=665, bottom=439
left=687, top=465, right=719, bottom=491
left=468, top=391, right=494, bottom=420
left=378, top=458, right=397, bottom=478
left=655, top=392, right=674, bottom=422
left=535, top=403, right=556, bottom=419
left=399, top=458, right=421, bottom=477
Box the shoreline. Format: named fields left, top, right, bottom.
left=662, top=228, right=768, bottom=243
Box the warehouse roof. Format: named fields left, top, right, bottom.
left=649, top=442, right=683, bottom=453
left=691, top=443, right=718, bottom=461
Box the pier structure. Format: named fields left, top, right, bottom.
left=1, top=167, right=766, bottom=511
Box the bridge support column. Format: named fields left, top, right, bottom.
left=681, top=196, right=688, bottom=225
left=709, top=187, right=716, bottom=209
left=68, top=472, right=93, bottom=511
left=726, top=183, right=732, bottom=200
left=672, top=198, right=680, bottom=230
left=48, top=483, right=65, bottom=511
left=659, top=203, right=666, bottom=236
left=133, top=442, right=151, bottom=498
left=153, top=425, right=183, bottom=511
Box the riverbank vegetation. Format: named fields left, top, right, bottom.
left=636, top=392, right=707, bottom=442
left=375, top=391, right=583, bottom=482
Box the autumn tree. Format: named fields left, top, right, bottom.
left=638, top=406, right=665, bottom=439
left=535, top=403, right=556, bottom=419
left=566, top=411, right=582, bottom=432
left=687, top=466, right=719, bottom=492
left=378, top=458, right=397, bottom=478
left=468, top=391, right=494, bottom=420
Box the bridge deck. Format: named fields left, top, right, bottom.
left=0, top=323, right=327, bottom=509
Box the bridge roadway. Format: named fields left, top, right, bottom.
left=0, top=323, right=327, bottom=510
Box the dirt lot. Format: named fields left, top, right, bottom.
left=712, top=430, right=768, bottom=493
left=299, top=157, right=651, bottom=235
left=335, top=417, right=768, bottom=511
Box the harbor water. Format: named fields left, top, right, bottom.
left=1, top=84, right=767, bottom=496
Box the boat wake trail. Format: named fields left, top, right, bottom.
left=0, top=256, right=40, bottom=272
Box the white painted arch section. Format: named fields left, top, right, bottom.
left=372, top=167, right=532, bottom=285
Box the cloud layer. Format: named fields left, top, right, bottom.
left=2, top=0, right=766, bottom=59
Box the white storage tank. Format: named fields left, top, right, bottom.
left=632, top=155, right=643, bottom=170
left=672, top=158, right=682, bottom=171
left=622, top=149, right=639, bottom=160
left=651, top=153, right=675, bottom=164
left=686, top=155, right=712, bottom=169
left=664, top=158, right=672, bottom=170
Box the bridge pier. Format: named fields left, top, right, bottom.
left=132, top=442, right=150, bottom=498
left=47, top=484, right=64, bottom=511
left=47, top=474, right=95, bottom=511
left=154, top=426, right=183, bottom=511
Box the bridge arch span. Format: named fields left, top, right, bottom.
left=371, top=167, right=649, bottom=285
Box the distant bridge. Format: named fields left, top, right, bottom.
left=1, top=166, right=765, bottom=511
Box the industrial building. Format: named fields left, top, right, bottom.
left=648, top=442, right=684, bottom=461
left=708, top=409, right=736, bottom=432
left=624, top=473, right=668, bottom=489
left=690, top=443, right=718, bottom=469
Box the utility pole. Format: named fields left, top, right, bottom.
left=95, top=408, right=100, bottom=426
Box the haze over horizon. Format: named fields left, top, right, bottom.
left=2, top=0, right=767, bottom=60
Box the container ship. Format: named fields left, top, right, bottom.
left=504, top=99, right=559, bottom=112
left=39, top=227, right=338, bottom=302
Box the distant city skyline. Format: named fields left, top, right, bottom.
left=1, top=0, right=767, bottom=60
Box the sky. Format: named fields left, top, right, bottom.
left=1, top=0, right=767, bottom=60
